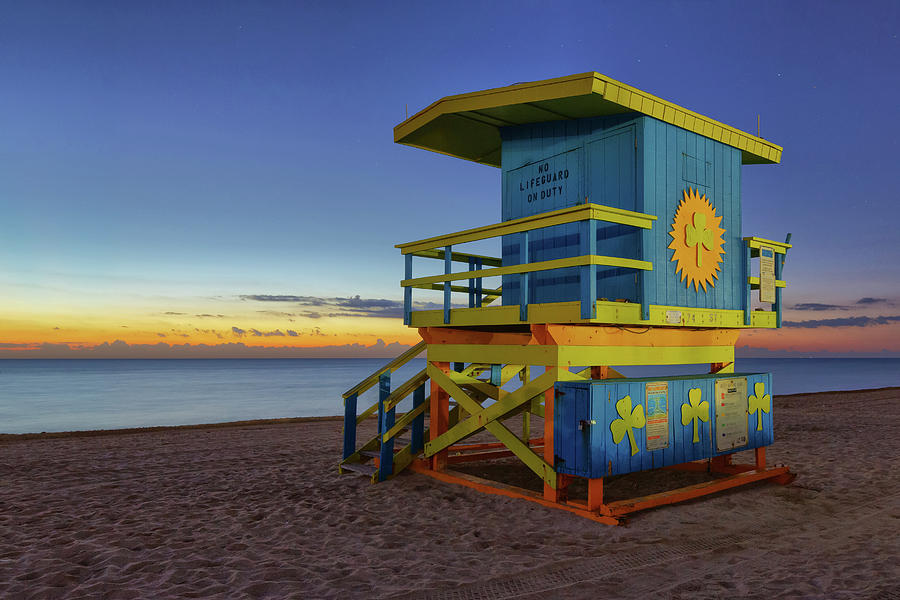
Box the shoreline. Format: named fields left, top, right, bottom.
left=2, top=385, right=897, bottom=442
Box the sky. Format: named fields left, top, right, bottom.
left=0, top=0, right=898, bottom=358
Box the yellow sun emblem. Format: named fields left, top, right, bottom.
left=668, top=188, right=726, bottom=292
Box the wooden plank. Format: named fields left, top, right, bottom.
left=396, top=203, right=656, bottom=255
left=382, top=401, right=427, bottom=442
left=603, top=466, right=793, bottom=516
left=383, top=369, right=429, bottom=412
left=743, top=236, right=792, bottom=253
left=411, top=248, right=502, bottom=266
left=408, top=465, right=620, bottom=525
left=409, top=282, right=502, bottom=296
left=426, top=366, right=559, bottom=488
left=342, top=392, right=357, bottom=460
left=402, top=254, right=653, bottom=288
left=355, top=400, right=379, bottom=426
left=343, top=341, right=425, bottom=398
left=424, top=365, right=554, bottom=453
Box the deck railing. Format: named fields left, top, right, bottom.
left=396, top=202, right=657, bottom=324
left=743, top=234, right=792, bottom=327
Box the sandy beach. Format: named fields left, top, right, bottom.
left=1, top=388, right=897, bottom=599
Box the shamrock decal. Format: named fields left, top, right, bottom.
left=680, top=387, right=709, bottom=444
left=685, top=212, right=714, bottom=267
left=748, top=382, right=771, bottom=431
left=610, top=395, right=646, bottom=456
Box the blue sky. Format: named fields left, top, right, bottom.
left=1, top=0, right=898, bottom=357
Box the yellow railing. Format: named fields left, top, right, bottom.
left=396, top=202, right=656, bottom=323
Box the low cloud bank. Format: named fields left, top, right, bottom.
left=0, top=339, right=413, bottom=359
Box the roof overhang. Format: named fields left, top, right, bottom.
left=394, top=72, right=782, bottom=167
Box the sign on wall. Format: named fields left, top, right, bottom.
left=759, top=246, right=776, bottom=304
left=504, top=148, right=582, bottom=218
left=645, top=382, right=669, bottom=451
left=714, top=377, right=749, bottom=452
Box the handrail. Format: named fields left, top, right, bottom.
left=396, top=203, right=656, bottom=254
left=402, top=254, right=652, bottom=289
left=342, top=341, right=426, bottom=399
left=411, top=248, right=502, bottom=267
left=399, top=202, right=657, bottom=324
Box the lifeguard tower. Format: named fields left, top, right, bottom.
left=339, top=72, right=795, bottom=524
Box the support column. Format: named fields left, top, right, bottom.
left=755, top=447, right=766, bottom=471
left=430, top=361, right=450, bottom=471
left=590, top=366, right=609, bottom=379
left=587, top=478, right=604, bottom=512
left=543, top=369, right=559, bottom=502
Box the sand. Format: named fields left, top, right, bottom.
left=0, top=388, right=897, bottom=599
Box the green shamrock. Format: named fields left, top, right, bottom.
left=610, top=395, right=646, bottom=456
left=680, top=387, right=709, bottom=444
left=685, top=212, right=713, bottom=267
left=748, top=382, right=771, bottom=431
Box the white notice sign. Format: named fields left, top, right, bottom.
left=645, top=382, right=669, bottom=451
left=760, top=246, right=776, bottom=304
left=715, top=377, right=749, bottom=452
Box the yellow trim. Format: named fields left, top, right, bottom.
left=743, top=237, right=792, bottom=253
left=382, top=402, right=427, bottom=442
left=383, top=369, right=428, bottom=412
left=343, top=340, right=425, bottom=398
left=395, top=72, right=782, bottom=166
left=396, top=203, right=656, bottom=254
left=425, top=365, right=558, bottom=488
left=402, top=254, right=652, bottom=288
left=410, top=282, right=503, bottom=296
left=747, top=277, right=787, bottom=289
left=410, top=300, right=780, bottom=329
left=427, top=344, right=735, bottom=367
left=411, top=248, right=502, bottom=266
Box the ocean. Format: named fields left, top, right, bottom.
left=0, top=358, right=897, bottom=435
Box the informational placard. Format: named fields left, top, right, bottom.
left=645, top=382, right=669, bottom=451
left=715, top=377, right=749, bottom=452
left=760, top=246, right=776, bottom=304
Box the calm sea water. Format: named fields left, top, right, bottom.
left=0, top=358, right=897, bottom=435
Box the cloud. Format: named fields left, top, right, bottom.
left=232, top=327, right=246, bottom=337
left=241, top=295, right=326, bottom=305
left=287, top=330, right=299, bottom=337
left=783, top=315, right=900, bottom=329
left=163, top=311, right=187, bottom=315
left=157, top=333, right=167, bottom=337
left=256, top=310, right=297, bottom=318
left=857, top=297, right=889, bottom=305
left=791, top=303, right=846, bottom=311
left=240, top=294, right=410, bottom=319
left=0, top=339, right=416, bottom=359
left=248, top=329, right=286, bottom=337
left=195, top=313, right=226, bottom=318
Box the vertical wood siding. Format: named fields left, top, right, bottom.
left=499, top=115, right=743, bottom=312
left=554, top=373, right=772, bottom=479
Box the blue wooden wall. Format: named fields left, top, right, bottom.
left=499, top=115, right=744, bottom=312
left=554, top=373, right=773, bottom=479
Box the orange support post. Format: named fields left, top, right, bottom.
left=543, top=378, right=559, bottom=502
left=755, top=446, right=766, bottom=471
left=430, top=361, right=450, bottom=471
left=587, top=477, right=604, bottom=511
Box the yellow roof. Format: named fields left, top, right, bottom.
left=394, top=72, right=782, bottom=167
